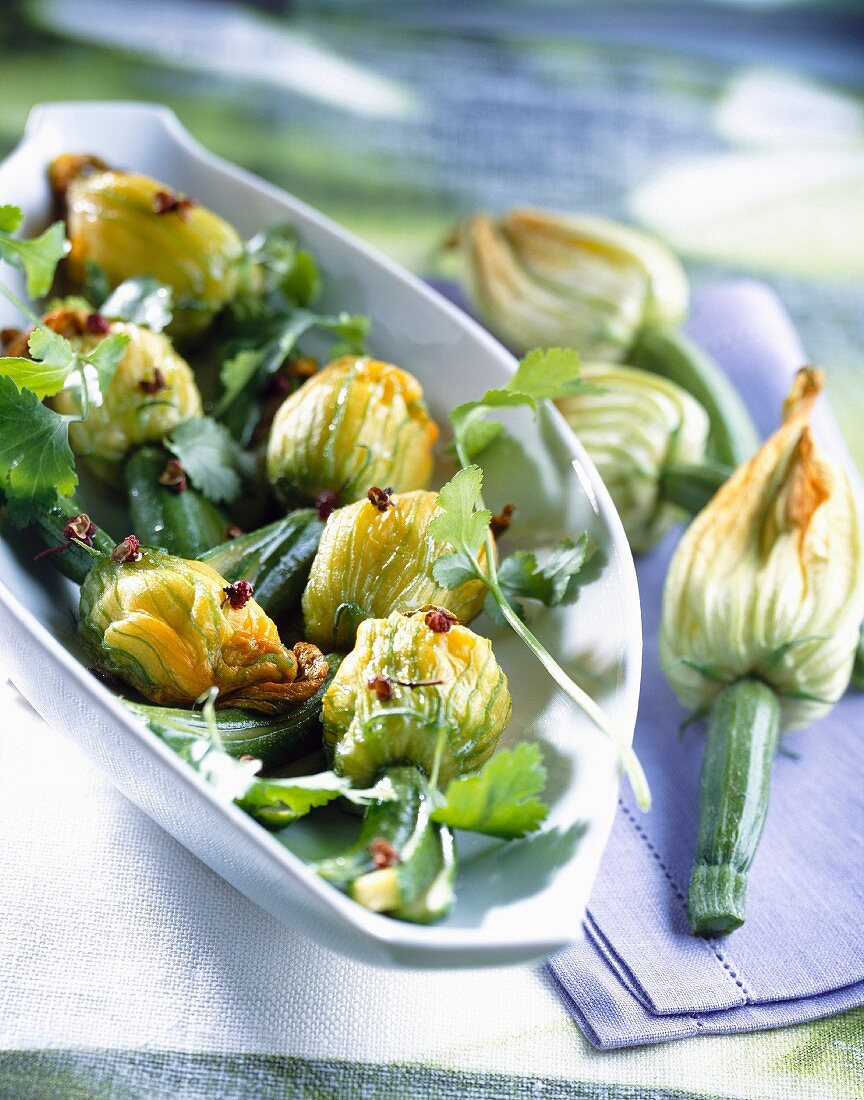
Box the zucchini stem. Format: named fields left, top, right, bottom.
left=631, top=325, right=759, bottom=468
left=660, top=461, right=732, bottom=516
left=851, top=622, right=864, bottom=691
left=688, top=679, right=780, bottom=935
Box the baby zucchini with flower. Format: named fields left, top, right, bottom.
left=660, top=369, right=864, bottom=934
left=317, top=609, right=548, bottom=921
left=449, top=208, right=758, bottom=467
left=266, top=355, right=438, bottom=508
left=302, top=487, right=490, bottom=649
left=556, top=363, right=729, bottom=552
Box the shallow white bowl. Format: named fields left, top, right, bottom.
left=0, top=102, right=641, bottom=968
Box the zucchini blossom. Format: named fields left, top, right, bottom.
left=52, top=158, right=244, bottom=338
left=452, top=208, right=688, bottom=360
left=661, top=368, right=863, bottom=729
left=322, top=610, right=511, bottom=787
left=302, top=489, right=489, bottom=648
left=556, top=363, right=712, bottom=552
left=43, top=308, right=202, bottom=469
left=266, top=356, right=438, bottom=506
left=79, top=546, right=328, bottom=713
left=660, top=368, right=864, bottom=934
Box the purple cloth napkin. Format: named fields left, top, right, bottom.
left=546, top=280, right=864, bottom=1048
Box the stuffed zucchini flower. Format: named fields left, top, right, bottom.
left=302, top=489, right=489, bottom=648
left=557, top=363, right=712, bottom=552
left=79, top=542, right=328, bottom=713
left=51, top=157, right=244, bottom=338
left=41, top=307, right=202, bottom=469
left=266, top=356, right=438, bottom=506
left=660, top=368, right=864, bottom=934
left=322, top=610, right=511, bottom=787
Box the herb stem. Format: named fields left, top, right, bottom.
left=488, top=574, right=651, bottom=811
left=0, top=280, right=40, bottom=326
left=456, top=438, right=649, bottom=810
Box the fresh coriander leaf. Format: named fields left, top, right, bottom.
left=238, top=771, right=353, bottom=825
left=0, top=376, right=76, bottom=511
left=82, top=332, right=130, bottom=396
left=280, top=250, right=321, bottom=308
left=166, top=416, right=252, bottom=504
left=497, top=535, right=590, bottom=609
left=508, top=347, right=585, bottom=401
left=428, top=465, right=490, bottom=557
left=450, top=347, right=583, bottom=461
left=28, top=327, right=74, bottom=370
left=433, top=550, right=480, bottom=589
left=244, top=225, right=322, bottom=308
left=0, top=205, right=23, bottom=234
left=82, top=260, right=111, bottom=307
left=431, top=743, right=549, bottom=839
left=151, top=724, right=261, bottom=803
left=0, top=356, right=61, bottom=398
left=215, top=308, right=369, bottom=444
left=0, top=215, right=68, bottom=298
left=0, top=327, right=74, bottom=397
left=449, top=404, right=508, bottom=461
left=217, top=348, right=261, bottom=411
left=101, top=277, right=173, bottom=331
left=238, top=771, right=393, bottom=829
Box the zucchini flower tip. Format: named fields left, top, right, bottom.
left=660, top=367, right=864, bottom=730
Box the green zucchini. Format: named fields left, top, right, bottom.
left=631, top=325, right=760, bottom=468
left=199, top=508, right=324, bottom=619
left=127, top=653, right=341, bottom=769
left=31, top=497, right=116, bottom=584
left=659, top=460, right=732, bottom=517
left=316, top=765, right=456, bottom=922
left=688, top=679, right=780, bottom=936
left=126, top=445, right=229, bottom=558
left=852, top=623, right=864, bottom=691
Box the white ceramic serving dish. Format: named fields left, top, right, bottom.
left=0, top=102, right=641, bottom=968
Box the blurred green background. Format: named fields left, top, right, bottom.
left=2, top=0, right=863, bottom=459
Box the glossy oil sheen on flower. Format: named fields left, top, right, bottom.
left=79, top=548, right=327, bottom=713
left=266, top=356, right=438, bottom=505
left=302, top=489, right=489, bottom=648
left=323, top=611, right=511, bottom=786
left=557, top=363, right=709, bottom=551
left=63, top=169, right=243, bottom=338
left=47, top=312, right=202, bottom=467
left=660, top=368, right=864, bottom=728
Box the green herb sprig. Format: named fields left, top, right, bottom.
left=431, top=742, right=549, bottom=839
left=0, top=206, right=130, bottom=522
left=431, top=348, right=651, bottom=811
left=214, top=225, right=369, bottom=444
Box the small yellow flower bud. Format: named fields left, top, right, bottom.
left=302, top=490, right=489, bottom=648
left=266, top=356, right=438, bottom=505
left=323, top=611, right=511, bottom=786
left=47, top=310, right=202, bottom=469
